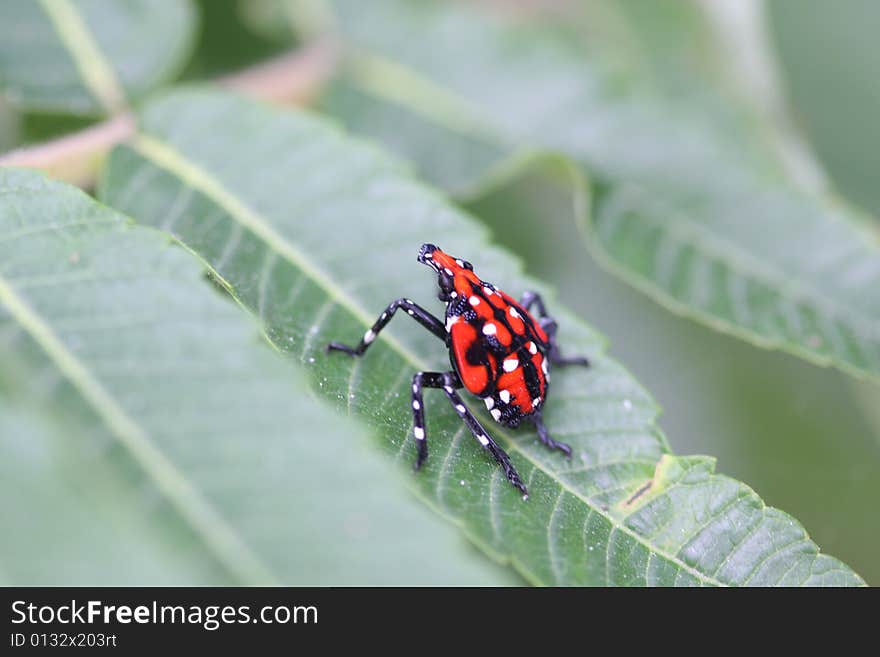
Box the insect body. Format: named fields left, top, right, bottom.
left=327, top=243, right=590, bottom=497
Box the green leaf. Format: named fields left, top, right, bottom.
left=313, top=0, right=880, bottom=383
left=460, top=155, right=880, bottom=585
left=0, top=168, right=509, bottom=585
left=100, top=88, right=864, bottom=585
left=0, top=0, right=197, bottom=115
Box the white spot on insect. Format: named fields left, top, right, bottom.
left=490, top=409, right=501, bottom=422
left=484, top=397, right=494, bottom=410
left=444, top=267, right=453, bottom=276
left=522, top=494, right=529, bottom=501
left=503, top=357, right=519, bottom=372
left=413, top=384, right=419, bottom=393
left=469, top=295, right=481, bottom=306
left=450, top=291, right=458, bottom=298
left=381, top=312, right=387, bottom=320
left=444, top=386, right=453, bottom=393
left=532, top=396, right=542, bottom=407
left=623, top=399, right=633, bottom=411
left=477, top=433, right=490, bottom=445
left=499, top=390, right=510, bottom=404
left=407, top=309, right=414, bottom=315
left=482, top=322, right=497, bottom=336
left=424, top=251, right=433, bottom=259
left=483, top=285, right=495, bottom=295
left=363, top=329, right=376, bottom=344
left=414, top=427, right=425, bottom=440
left=542, top=359, right=549, bottom=375
left=412, top=400, right=420, bottom=410
left=509, top=307, right=520, bottom=319
left=446, top=315, right=459, bottom=332
left=455, top=404, right=466, bottom=414
left=528, top=341, right=537, bottom=354
left=455, top=259, right=464, bottom=267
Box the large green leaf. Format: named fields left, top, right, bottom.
left=0, top=168, right=507, bottom=585
left=312, top=0, right=880, bottom=383
left=100, top=89, right=864, bottom=585
left=0, top=0, right=197, bottom=115
left=460, top=154, right=880, bottom=585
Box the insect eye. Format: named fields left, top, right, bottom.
left=462, top=260, right=473, bottom=271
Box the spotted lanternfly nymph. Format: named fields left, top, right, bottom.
left=326, top=243, right=590, bottom=497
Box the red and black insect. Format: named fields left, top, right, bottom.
left=327, top=244, right=590, bottom=497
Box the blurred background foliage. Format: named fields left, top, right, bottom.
left=769, top=0, right=880, bottom=218
left=1, top=0, right=877, bottom=584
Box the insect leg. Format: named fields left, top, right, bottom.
left=410, top=371, right=450, bottom=470
left=532, top=413, right=572, bottom=457
left=439, top=372, right=528, bottom=496
left=326, top=298, right=445, bottom=356
left=519, top=290, right=549, bottom=317
left=520, top=290, right=590, bottom=368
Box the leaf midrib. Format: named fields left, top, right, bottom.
left=0, top=246, right=275, bottom=586
left=37, top=0, right=127, bottom=113
left=127, top=132, right=727, bottom=587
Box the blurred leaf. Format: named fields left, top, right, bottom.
left=238, top=0, right=331, bottom=43
left=0, top=168, right=508, bottom=585
left=315, top=0, right=880, bottom=383
left=0, top=397, right=228, bottom=585
left=99, top=89, right=864, bottom=585
left=768, top=0, right=880, bottom=218
left=0, top=0, right=197, bottom=115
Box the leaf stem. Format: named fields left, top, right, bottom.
left=0, top=39, right=339, bottom=188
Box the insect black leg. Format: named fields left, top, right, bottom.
left=520, top=290, right=590, bottom=368
left=519, top=290, right=549, bottom=317
left=326, top=298, right=446, bottom=356
left=410, top=372, right=527, bottom=495
left=532, top=413, right=572, bottom=457
left=441, top=373, right=528, bottom=496
left=410, top=371, right=449, bottom=469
